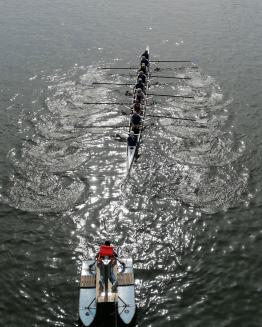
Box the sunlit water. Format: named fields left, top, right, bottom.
left=1, top=0, right=262, bottom=326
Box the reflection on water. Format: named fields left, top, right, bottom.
left=1, top=62, right=253, bottom=326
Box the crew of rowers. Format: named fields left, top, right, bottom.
left=127, top=49, right=149, bottom=147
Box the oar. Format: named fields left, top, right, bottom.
left=99, top=62, right=196, bottom=70
left=92, top=80, right=184, bottom=88
left=75, top=124, right=130, bottom=129
left=83, top=102, right=156, bottom=105
left=93, top=81, right=166, bottom=86
left=83, top=102, right=131, bottom=105
left=150, top=75, right=191, bottom=80
left=99, top=67, right=138, bottom=70
left=147, top=93, right=194, bottom=99
left=151, top=60, right=192, bottom=63
left=147, top=114, right=196, bottom=121
left=107, top=73, right=189, bottom=80
left=92, top=82, right=134, bottom=86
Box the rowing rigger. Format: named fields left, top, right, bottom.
left=83, top=48, right=197, bottom=175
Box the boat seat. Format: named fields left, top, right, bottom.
left=80, top=275, right=96, bottom=288
left=96, top=264, right=118, bottom=303
left=117, top=272, right=134, bottom=286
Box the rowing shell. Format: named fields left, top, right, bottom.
left=127, top=46, right=150, bottom=173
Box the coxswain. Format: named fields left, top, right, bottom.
left=134, top=78, right=145, bottom=94
left=95, top=240, right=118, bottom=292
left=137, top=70, right=147, bottom=84
left=134, top=88, right=145, bottom=104
left=141, top=49, right=149, bottom=60
left=141, top=55, right=149, bottom=68
left=127, top=131, right=137, bottom=147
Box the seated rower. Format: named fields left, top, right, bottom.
left=127, top=131, right=137, bottom=147
left=139, top=63, right=148, bottom=75
left=141, top=55, right=149, bottom=68
left=133, top=102, right=142, bottom=115
left=137, top=70, right=147, bottom=85
left=134, top=78, right=145, bottom=94
left=95, top=240, right=118, bottom=292
left=141, top=49, right=149, bottom=60
left=131, top=111, right=142, bottom=135
left=134, top=88, right=145, bottom=104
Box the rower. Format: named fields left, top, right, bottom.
left=134, top=88, right=145, bottom=104
left=127, top=131, right=137, bottom=147
left=139, top=63, right=148, bottom=75
left=137, top=70, right=147, bottom=84
left=141, top=55, right=149, bottom=68
left=95, top=240, right=118, bottom=292
left=133, top=102, right=142, bottom=114
left=134, top=78, right=146, bottom=94
left=141, top=49, right=149, bottom=60
left=131, top=111, right=142, bottom=135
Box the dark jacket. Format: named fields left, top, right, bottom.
left=135, top=92, right=145, bottom=103
left=131, top=113, right=141, bottom=126
left=135, top=82, right=145, bottom=93
left=137, top=73, right=147, bottom=84
left=127, top=134, right=137, bottom=146
left=140, top=65, right=147, bottom=75
left=141, top=57, right=149, bottom=67
left=142, top=51, right=149, bottom=60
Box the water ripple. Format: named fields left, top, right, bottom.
left=2, top=63, right=252, bottom=326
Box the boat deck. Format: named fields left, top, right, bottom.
left=96, top=265, right=118, bottom=303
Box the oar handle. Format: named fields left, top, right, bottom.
left=150, top=60, right=192, bottom=63
left=148, top=93, right=194, bottom=98
left=116, top=258, right=126, bottom=272
left=89, top=261, right=96, bottom=270
left=99, top=67, right=138, bottom=70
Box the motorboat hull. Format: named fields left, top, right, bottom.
left=79, top=258, right=136, bottom=326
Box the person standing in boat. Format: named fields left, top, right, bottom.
left=95, top=240, right=118, bottom=292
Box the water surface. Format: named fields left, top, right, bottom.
left=0, top=1, right=262, bottom=326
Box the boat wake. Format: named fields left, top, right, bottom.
left=2, top=66, right=128, bottom=213
left=0, top=60, right=250, bottom=327
left=127, top=66, right=248, bottom=214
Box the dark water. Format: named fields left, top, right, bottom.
left=1, top=0, right=262, bottom=326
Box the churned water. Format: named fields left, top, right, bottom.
left=0, top=0, right=262, bottom=326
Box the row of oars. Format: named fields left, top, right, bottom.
left=81, top=60, right=198, bottom=129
